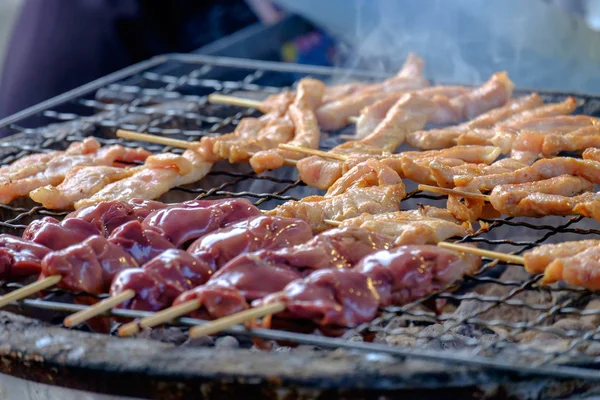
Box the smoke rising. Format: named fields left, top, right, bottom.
left=274, top=0, right=600, bottom=93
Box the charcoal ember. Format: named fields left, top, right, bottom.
left=215, top=336, right=239, bottom=349
left=415, top=323, right=502, bottom=351
left=135, top=327, right=187, bottom=345
left=182, top=335, right=215, bottom=348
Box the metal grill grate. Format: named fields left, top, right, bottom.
left=1, top=54, right=600, bottom=382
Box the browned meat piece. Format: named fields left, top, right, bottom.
left=430, top=158, right=526, bottom=188
left=321, top=82, right=366, bottom=104
left=267, top=184, right=406, bottom=232
left=494, top=96, right=577, bottom=128
left=524, top=240, right=600, bottom=274
left=340, top=209, right=471, bottom=245
left=406, top=73, right=515, bottom=149
left=257, top=91, right=295, bottom=115
left=543, top=247, right=600, bottom=290
left=489, top=175, right=594, bottom=217
left=315, top=55, right=430, bottom=131
left=0, top=235, right=51, bottom=280
left=457, top=157, right=600, bottom=191
left=325, top=159, right=403, bottom=197
left=249, top=78, right=326, bottom=172
left=0, top=139, right=150, bottom=204
left=30, top=165, right=140, bottom=210
left=583, top=148, right=600, bottom=162
left=23, top=217, right=102, bottom=251
left=40, top=235, right=139, bottom=294
left=400, top=146, right=501, bottom=185
left=74, top=149, right=212, bottom=209
left=355, top=86, right=471, bottom=139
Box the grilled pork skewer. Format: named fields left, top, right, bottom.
left=187, top=245, right=481, bottom=337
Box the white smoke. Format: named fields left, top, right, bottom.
left=273, top=0, right=600, bottom=93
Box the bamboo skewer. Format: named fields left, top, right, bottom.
left=116, top=130, right=297, bottom=167
left=417, top=184, right=490, bottom=201
left=118, top=299, right=202, bottom=337
left=0, top=275, right=61, bottom=309
left=189, top=302, right=285, bottom=338
left=208, top=94, right=263, bottom=109
left=278, top=144, right=348, bottom=161
left=324, top=219, right=342, bottom=226
left=64, top=289, right=135, bottom=328
left=207, top=94, right=359, bottom=124
left=438, top=242, right=525, bottom=265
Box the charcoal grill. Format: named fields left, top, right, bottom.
left=0, top=54, right=600, bottom=399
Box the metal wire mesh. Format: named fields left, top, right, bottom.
left=1, top=54, right=600, bottom=381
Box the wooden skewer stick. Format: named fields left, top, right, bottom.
left=418, top=184, right=490, bottom=201
left=117, top=130, right=196, bottom=149
left=208, top=94, right=263, bottom=109
left=118, top=299, right=202, bottom=337
left=438, top=242, right=525, bottom=265
left=189, top=302, right=286, bottom=338
left=116, top=130, right=297, bottom=167
left=64, top=289, right=135, bottom=328
left=347, top=116, right=359, bottom=124
left=0, top=275, right=61, bottom=309
left=324, top=219, right=341, bottom=226
left=277, top=144, right=348, bottom=161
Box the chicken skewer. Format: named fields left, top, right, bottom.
left=439, top=241, right=600, bottom=291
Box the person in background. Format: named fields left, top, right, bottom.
left=0, top=0, right=282, bottom=119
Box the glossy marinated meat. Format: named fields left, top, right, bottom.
left=543, top=247, right=600, bottom=290
left=429, top=158, right=526, bottom=188
left=325, top=159, right=403, bottom=197
left=0, top=141, right=149, bottom=205
left=267, top=184, right=406, bottom=232
left=110, top=249, right=211, bottom=312
left=30, top=165, right=140, bottom=210
left=67, top=199, right=167, bottom=236
left=22, top=217, right=101, bottom=251
left=340, top=210, right=471, bottom=245
left=172, top=227, right=392, bottom=320
left=0, top=235, right=50, bottom=279
left=355, top=245, right=481, bottom=306
left=250, top=78, right=326, bottom=172
left=143, top=198, right=262, bottom=247
left=489, top=175, right=594, bottom=217
left=258, top=245, right=481, bottom=329
left=459, top=157, right=600, bottom=191
left=523, top=240, right=600, bottom=274
left=355, top=86, right=471, bottom=139
left=187, top=215, right=313, bottom=272
left=74, top=149, right=212, bottom=209
left=315, top=54, right=430, bottom=131
left=172, top=284, right=250, bottom=320
left=108, top=220, right=176, bottom=265
left=262, top=268, right=381, bottom=327
left=582, top=148, right=600, bottom=162
left=41, top=235, right=139, bottom=294
left=406, top=73, right=515, bottom=149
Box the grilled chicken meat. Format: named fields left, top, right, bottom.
left=266, top=183, right=407, bottom=232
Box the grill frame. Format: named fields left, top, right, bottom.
left=0, top=54, right=600, bottom=397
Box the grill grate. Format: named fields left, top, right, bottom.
left=1, top=54, right=600, bottom=382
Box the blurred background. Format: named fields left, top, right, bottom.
left=2, top=0, right=600, bottom=119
